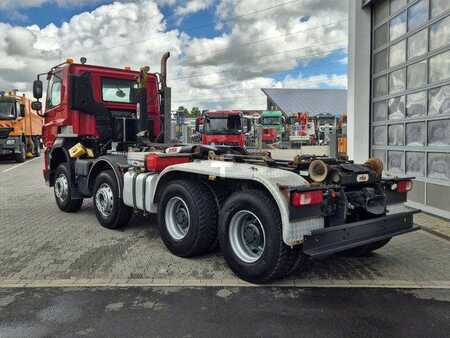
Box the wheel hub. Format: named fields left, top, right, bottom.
left=165, top=196, right=190, bottom=240
left=243, top=223, right=261, bottom=248
left=95, top=183, right=114, bottom=218
left=229, top=210, right=266, bottom=263
left=55, top=174, right=69, bottom=201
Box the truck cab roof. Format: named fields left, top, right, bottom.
left=262, top=111, right=283, bottom=117
left=206, top=111, right=242, bottom=117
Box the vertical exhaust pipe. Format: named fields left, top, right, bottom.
left=160, top=52, right=171, bottom=143
left=160, top=52, right=170, bottom=89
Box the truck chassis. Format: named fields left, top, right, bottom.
left=48, top=144, right=418, bottom=284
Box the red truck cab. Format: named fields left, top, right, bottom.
left=262, top=128, right=278, bottom=143
left=202, top=111, right=246, bottom=147
left=32, top=54, right=170, bottom=186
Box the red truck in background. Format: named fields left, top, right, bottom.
left=202, top=111, right=246, bottom=147
left=262, top=128, right=278, bottom=143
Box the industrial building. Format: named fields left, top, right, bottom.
left=261, top=88, right=347, bottom=116
left=348, top=0, right=450, bottom=218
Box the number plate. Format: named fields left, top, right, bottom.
left=357, top=174, right=369, bottom=182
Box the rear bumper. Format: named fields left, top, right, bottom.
left=303, top=209, right=420, bottom=258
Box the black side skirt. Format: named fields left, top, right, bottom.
left=303, top=210, right=420, bottom=258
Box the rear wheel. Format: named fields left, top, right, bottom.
left=158, top=180, right=218, bottom=257
left=93, top=170, right=132, bottom=229
left=286, top=245, right=308, bottom=277
left=341, top=238, right=391, bottom=257
left=54, top=163, right=83, bottom=212
left=219, top=190, right=296, bottom=284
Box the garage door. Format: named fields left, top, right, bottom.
left=370, top=0, right=450, bottom=216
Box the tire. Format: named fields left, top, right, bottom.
left=14, top=144, right=26, bottom=163
left=54, top=163, right=83, bottom=212
left=207, top=186, right=230, bottom=253
left=158, top=180, right=218, bottom=257
left=341, top=238, right=391, bottom=257
left=218, top=190, right=296, bottom=284
left=93, top=170, right=132, bottom=229
left=286, top=245, right=308, bottom=277
left=33, top=137, right=40, bottom=157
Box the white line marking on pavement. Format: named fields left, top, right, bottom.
left=1, top=157, right=40, bottom=174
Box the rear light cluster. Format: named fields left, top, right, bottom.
left=395, top=180, right=413, bottom=193
left=291, top=190, right=323, bottom=207
left=145, top=153, right=192, bottom=172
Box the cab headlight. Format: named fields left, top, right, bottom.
left=6, top=139, right=15, bottom=145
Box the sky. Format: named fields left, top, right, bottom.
left=0, top=0, right=349, bottom=110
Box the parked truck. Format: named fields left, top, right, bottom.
left=260, top=110, right=285, bottom=143
left=202, top=111, right=246, bottom=147
left=31, top=55, right=419, bottom=284
left=0, top=91, right=42, bottom=162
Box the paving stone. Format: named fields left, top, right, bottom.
left=1, top=158, right=449, bottom=287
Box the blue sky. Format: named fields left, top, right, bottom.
left=0, top=0, right=348, bottom=109
left=0, top=1, right=113, bottom=26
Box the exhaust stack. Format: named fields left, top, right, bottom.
left=160, top=52, right=170, bottom=89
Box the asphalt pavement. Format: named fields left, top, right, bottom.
left=0, top=287, right=449, bottom=338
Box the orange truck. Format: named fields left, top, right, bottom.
left=0, top=91, right=43, bottom=162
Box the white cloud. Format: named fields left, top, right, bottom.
left=338, top=56, right=348, bottom=64
left=281, top=72, right=347, bottom=89
left=182, top=0, right=348, bottom=81
left=174, top=0, right=214, bottom=16
left=0, top=0, right=349, bottom=111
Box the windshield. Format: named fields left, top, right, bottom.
left=0, top=101, right=16, bottom=120
left=102, top=78, right=138, bottom=103
left=262, top=117, right=281, bottom=125
left=205, top=116, right=242, bottom=134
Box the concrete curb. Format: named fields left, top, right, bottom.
left=0, top=279, right=449, bottom=289
left=419, top=226, right=450, bottom=242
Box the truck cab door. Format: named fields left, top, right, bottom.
left=43, top=71, right=65, bottom=146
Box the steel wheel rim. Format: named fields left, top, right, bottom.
left=229, top=210, right=266, bottom=263
left=55, top=173, right=69, bottom=201
left=165, top=196, right=190, bottom=241
left=95, top=183, right=114, bottom=218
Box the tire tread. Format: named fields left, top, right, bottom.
left=159, top=179, right=218, bottom=257
left=220, top=189, right=297, bottom=283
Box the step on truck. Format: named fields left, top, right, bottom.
left=32, top=54, right=419, bottom=284
left=0, top=91, right=42, bottom=162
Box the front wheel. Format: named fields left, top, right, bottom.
left=93, top=170, right=132, bottom=229
left=219, top=190, right=296, bottom=284
left=54, top=163, right=83, bottom=212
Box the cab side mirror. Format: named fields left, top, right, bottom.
left=31, top=101, right=42, bottom=112
left=20, top=104, right=26, bottom=117
left=33, top=80, right=43, bottom=99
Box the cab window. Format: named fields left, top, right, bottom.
left=47, top=73, right=62, bottom=108
left=102, top=78, right=137, bottom=103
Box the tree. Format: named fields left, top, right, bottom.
left=190, top=107, right=201, bottom=118
left=176, top=106, right=189, bottom=116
